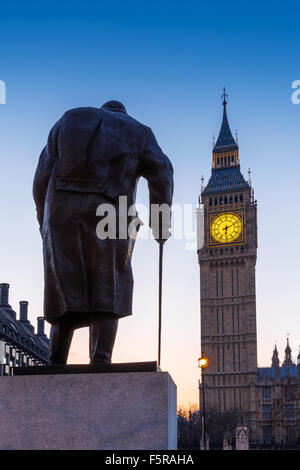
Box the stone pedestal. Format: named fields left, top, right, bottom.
left=0, top=371, right=177, bottom=450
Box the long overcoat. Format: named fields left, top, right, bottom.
left=33, top=103, right=173, bottom=324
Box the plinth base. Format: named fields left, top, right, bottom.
left=0, top=370, right=177, bottom=450
left=12, top=361, right=160, bottom=376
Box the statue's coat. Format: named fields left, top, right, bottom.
left=33, top=104, right=173, bottom=324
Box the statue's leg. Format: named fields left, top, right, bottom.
left=89, top=315, right=119, bottom=365
left=49, top=317, right=75, bottom=365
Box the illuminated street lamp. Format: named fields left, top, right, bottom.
left=198, top=353, right=208, bottom=450
left=198, top=356, right=208, bottom=369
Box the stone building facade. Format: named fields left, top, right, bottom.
left=0, top=283, right=49, bottom=375
left=254, top=341, right=300, bottom=446
left=197, top=92, right=300, bottom=446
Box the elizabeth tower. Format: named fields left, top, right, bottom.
left=198, top=91, right=258, bottom=422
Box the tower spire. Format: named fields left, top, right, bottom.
left=282, top=336, right=294, bottom=366
left=222, top=87, right=228, bottom=111
left=212, top=88, right=239, bottom=169
left=271, top=343, right=280, bottom=368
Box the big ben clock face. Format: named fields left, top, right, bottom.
left=210, top=212, right=243, bottom=244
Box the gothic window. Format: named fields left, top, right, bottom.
left=231, top=155, right=234, bottom=163
left=233, top=172, right=236, bottom=179
left=219, top=183, right=222, bottom=188
left=219, top=196, right=223, bottom=204
left=262, top=388, right=271, bottom=399
left=209, top=197, right=212, bottom=206
left=214, top=198, right=218, bottom=205
left=216, top=175, right=219, bottom=181
left=224, top=174, right=227, bottom=180
left=209, top=249, right=213, bottom=256
left=232, top=342, right=235, bottom=371
left=224, top=196, right=228, bottom=204
left=221, top=270, right=224, bottom=296
left=240, top=194, right=243, bottom=202
left=286, top=425, right=295, bottom=441
left=241, top=246, right=244, bottom=254
left=229, top=195, right=233, bottom=203
left=262, top=426, right=272, bottom=444
left=222, top=307, right=224, bottom=334
left=211, top=183, right=214, bottom=188
left=234, top=195, right=238, bottom=203
left=285, top=404, right=295, bottom=420
left=262, top=404, right=272, bottom=420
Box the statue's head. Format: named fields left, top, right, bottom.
left=101, top=100, right=127, bottom=113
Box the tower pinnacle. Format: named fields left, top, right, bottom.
left=271, top=343, right=280, bottom=368
left=212, top=89, right=239, bottom=169
left=282, top=337, right=294, bottom=366
left=222, top=87, right=228, bottom=110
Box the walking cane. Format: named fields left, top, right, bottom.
left=158, top=239, right=164, bottom=368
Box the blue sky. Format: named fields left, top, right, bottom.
left=0, top=0, right=299, bottom=405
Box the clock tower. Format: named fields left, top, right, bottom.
left=198, top=91, right=258, bottom=425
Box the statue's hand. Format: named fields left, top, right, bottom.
left=152, top=224, right=171, bottom=243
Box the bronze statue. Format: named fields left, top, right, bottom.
left=33, top=101, right=173, bottom=365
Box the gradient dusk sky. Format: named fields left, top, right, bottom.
left=0, top=1, right=299, bottom=406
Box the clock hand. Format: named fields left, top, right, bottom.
left=222, top=223, right=236, bottom=231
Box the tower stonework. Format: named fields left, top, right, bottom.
left=198, top=92, right=258, bottom=427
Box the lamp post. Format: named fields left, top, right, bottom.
left=198, top=353, right=208, bottom=450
